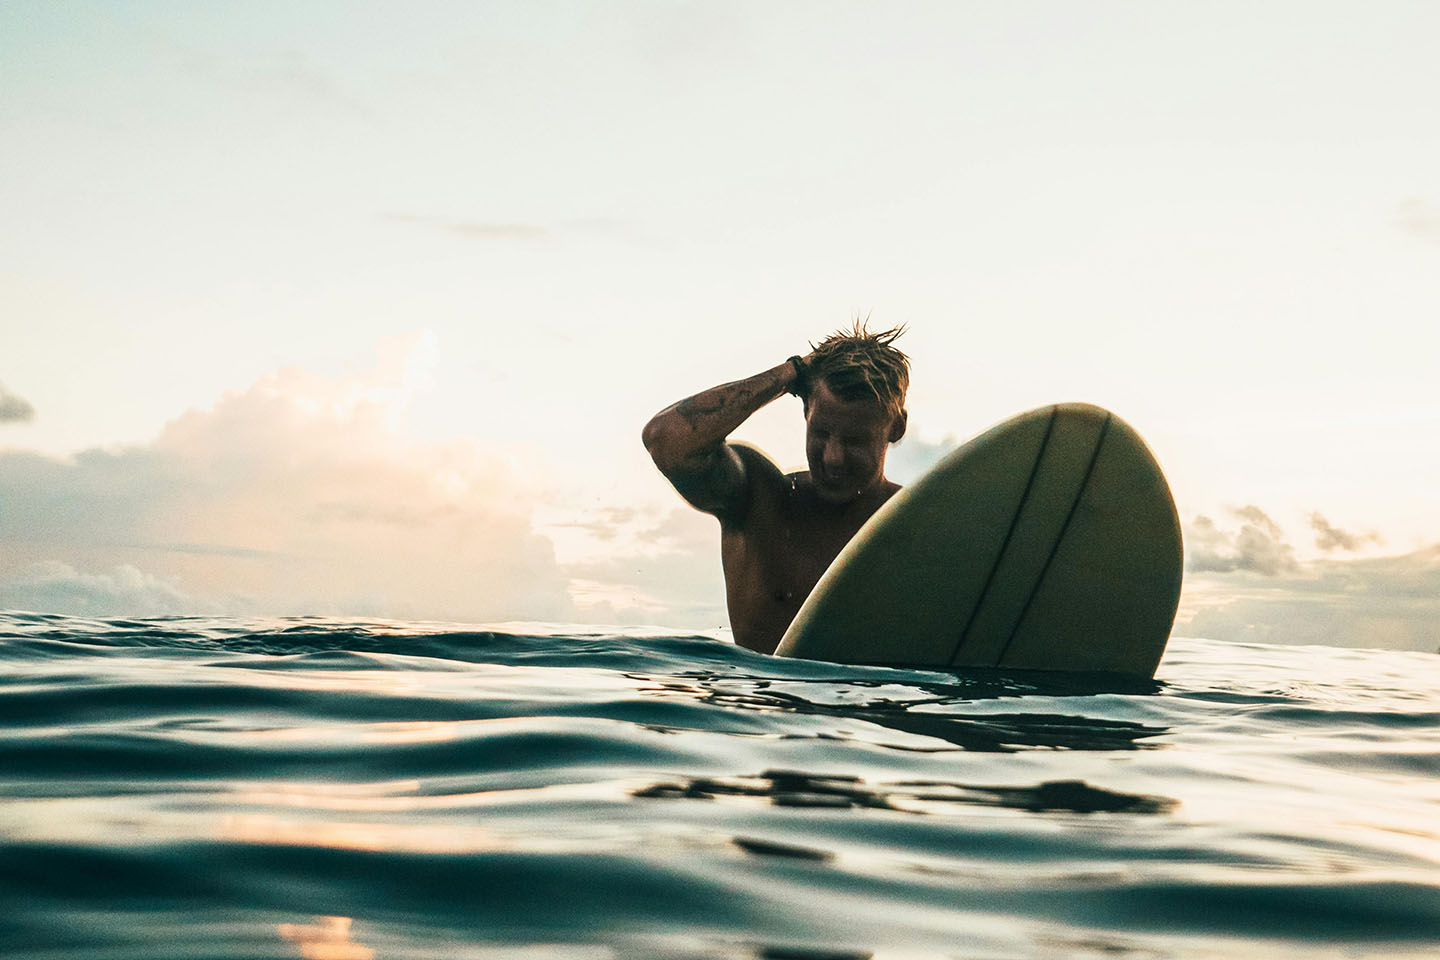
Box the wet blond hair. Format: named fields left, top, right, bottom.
left=799, top=321, right=910, bottom=417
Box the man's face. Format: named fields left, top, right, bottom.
left=804, top=380, right=905, bottom=504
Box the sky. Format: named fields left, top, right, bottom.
left=2, top=1, right=1439, bottom=651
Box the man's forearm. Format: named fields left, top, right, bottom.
left=642, top=360, right=800, bottom=472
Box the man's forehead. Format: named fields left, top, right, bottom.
left=806, top=382, right=891, bottom=427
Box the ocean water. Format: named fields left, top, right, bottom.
left=0, top=612, right=1435, bottom=959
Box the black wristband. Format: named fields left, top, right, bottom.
left=786, top=355, right=807, bottom=395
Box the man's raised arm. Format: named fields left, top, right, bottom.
left=641, top=359, right=804, bottom=521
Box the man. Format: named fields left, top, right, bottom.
left=642, top=324, right=910, bottom=654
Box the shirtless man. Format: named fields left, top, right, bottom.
left=642, top=325, right=910, bottom=654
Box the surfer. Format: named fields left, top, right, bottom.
left=642, top=324, right=910, bottom=654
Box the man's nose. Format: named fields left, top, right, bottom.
left=823, top=438, right=845, bottom=469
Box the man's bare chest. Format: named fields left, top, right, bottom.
left=724, top=502, right=866, bottom=592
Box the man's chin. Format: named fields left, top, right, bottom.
left=814, top=481, right=861, bottom=504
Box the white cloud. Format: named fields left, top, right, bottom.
left=0, top=384, right=35, bottom=424
left=0, top=561, right=199, bottom=617
left=0, top=345, right=574, bottom=622
left=1309, top=511, right=1381, bottom=552
left=1180, top=511, right=1440, bottom=652
left=543, top=504, right=728, bottom=629
left=885, top=431, right=960, bottom=485
left=1187, top=506, right=1298, bottom=576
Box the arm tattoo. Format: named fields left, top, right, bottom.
left=675, top=394, right=725, bottom=430
left=675, top=377, right=775, bottom=430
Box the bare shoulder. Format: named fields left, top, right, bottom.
left=717, top=443, right=789, bottom=530
left=729, top=442, right=786, bottom=481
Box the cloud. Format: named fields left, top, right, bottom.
left=544, top=506, right=641, bottom=543
left=1182, top=545, right=1440, bottom=653
left=886, top=432, right=960, bottom=485
left=0, top=562, right=198, bottom=617
left=0, top=385, right=35, bottom=424
left=544, top=505, right=727, bottom=628
left=1186, top=506, right=1298, bottom=575
left=1309, top=512, right=1381, bottom=552
left=1180, top=509, right=1440, bottom=652
left=0, top=345, right=573, bottom=622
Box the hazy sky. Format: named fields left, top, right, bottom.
left=3, top=2, right=1439, bottom=650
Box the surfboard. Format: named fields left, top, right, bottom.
left=773, top=403, right=1182, bottom=677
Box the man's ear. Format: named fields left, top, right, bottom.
left=889, top=409, right=908, bottom=444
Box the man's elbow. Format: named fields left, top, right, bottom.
left=641, top=416, right=676, bottom=471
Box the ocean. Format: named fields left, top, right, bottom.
left=0, top=611, right=1435, bottom=959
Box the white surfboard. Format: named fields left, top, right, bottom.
left=774, top=403, right=1182, bottom=677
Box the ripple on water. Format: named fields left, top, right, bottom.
left=0, top=615, right=1436, bottom=958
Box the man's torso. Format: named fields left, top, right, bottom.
left=720, top=445, right=899, bottom=653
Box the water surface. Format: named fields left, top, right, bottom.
left=1, top=612, right=1436, bottom=958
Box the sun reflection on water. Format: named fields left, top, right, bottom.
left=276, top=916, right=373, bottom=960
left=221, top=814, right=512, bottom=854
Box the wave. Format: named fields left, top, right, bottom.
left=0, top=611, right=1436, bottom=958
